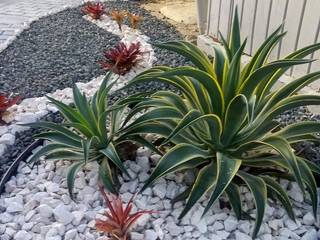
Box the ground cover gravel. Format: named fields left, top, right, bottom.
left=0, top=7, right=119, bottom=98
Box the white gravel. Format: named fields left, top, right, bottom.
left=0, top=145, right=319, bottom=240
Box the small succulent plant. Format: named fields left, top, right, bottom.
left=110, top=10, right=126, bottom=31
left=82, top=2, right=106, bottom=20
left=100, top=42, right=142, bottom=75
left=96, top=186, right=155, bottom=240
left=0, top=94, right=20, bottom=124
left=127, top=13, right=143, bottom=30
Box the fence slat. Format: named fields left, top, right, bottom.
left=278, top=0, right=305, bottom=59
left=251, top=0, right=272, bottom=53
left=293, top=0, right=320, bottom=77
left=219, top=0, right=233, bottom=40
left=267, top=0, right=288, bottom=61
left=207, top=0, right=221, bottom=37
left=240, top=0, right=257, bottom=55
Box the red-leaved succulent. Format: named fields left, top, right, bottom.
left=82, top=2, right=106, bottom=20
left=0, top=94, right=21, bottom=124
left=96, top=186, right=155, bottom=240
left=100, top=42, right=142, bottom=75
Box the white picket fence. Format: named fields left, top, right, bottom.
left=203, top=0, right=320, bottom=78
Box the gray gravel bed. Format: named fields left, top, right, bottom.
left=0, top=7, right=119, bottom=98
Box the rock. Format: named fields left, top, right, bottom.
left=136, top=156, right=150, bottom=171
left=302, top=212, right=315, bottom=225
left=0, top=143, right=7, bottom=156
left=238, top=222, right=250, bottom=234
left=196, top=219, right=207, bottom=233
left=131, top=232, right=144, bottom=240
left=0, top=133, right=15, bottom=145
left=212, top=221, right=224, bottom=231
left=153, top=183, right=167, bottom=199
left=288, top=183, right=303, bottom=202
left=15, top=113, right=38, bottom=123
left=166, top=181, right=178, bottom=199
left=0, top=224, right=6, bottom=234
left=65, top=229, right=77, bottom=240
left=136, top=147, right=151, bottom=158
left=6, top=201, right=23, bottom=213
left=14, top=230, right=32, bottom=240
left=53, top=204, right=74, bottom=224
left=224, top=216, right=238, bottom=232
left=138, top=172, right=149, bottom=182
left=301, top=229, right=317, bottom=240
left=37, top=204, right=53, bottom=218
left=284, top=218, right=300, bottom=231
left=44, top=182, right=60, bottom=193
left=144, top=230, right=158, bottom=240
left=150, top=154, right=161, bottom=165
left=72, top=211, right=84, bottom=225
left=216, top=230, right=230, bottom=239
left=0, top=125, right=8, bottom=135
left=165, top=222, right=182, bottom=236
left=268, top=219, right=284, bottom=231
left=260, top=234, right=273, bottom=240
left=234, top=231, right=251, bottom=240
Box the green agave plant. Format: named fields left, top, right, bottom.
left=25, top=72, right=158, bottom=198
left=122, top=8, right=320, bottom=238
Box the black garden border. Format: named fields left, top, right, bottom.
left=0, top=139, right=43, bottom=195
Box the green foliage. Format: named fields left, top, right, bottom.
left=25, top=73, right=157, bottom=198
left=124, top=7, right=320, bottom=238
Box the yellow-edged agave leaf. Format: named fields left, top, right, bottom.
left=158, top=66, right=224, bottom=114
left=221, top=94, right=248, bottom=145
left=100, top=143, right=130, bottom=178
left=26, top=143, right=73, bottom=164
left=67, top=161, right=86, bottom=198
left=239, top=59, right=312, bottom=98
left=223, top=39, right=247, bottom=104
left=34, top=132, right=82, bottom=148
left=241, top=27, right=284, bottom=81
left=141, top=144, right=212, bottom=192
left=275, top=121, right=320, bottom=140
left=262, top=136, right=304, bottom=193
left=297, top=159, right=318, bottom=217
left=262, top=71, right=320, bottom=109
left=228, top=7, right=241, bottom=58
left=154, top=41, right=213, bottom=75
left=261, top=42, right=320, bottom=97
left=225, top=183, right=242, bottom=220
left=237, top=171, right=267, bottom=239
left=99, top=158, right=117, bottom=194
left=179, top=161, right=217, bottom=219
left=261, top=176, right=295, bottom=220
left=212, top=44, right=228, bottom=85
left=203, top=152, right=241, bottom=216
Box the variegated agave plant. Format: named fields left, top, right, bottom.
left=122, top=8, right=320, bottom=238
left=25, top=73, right=158, bottom=198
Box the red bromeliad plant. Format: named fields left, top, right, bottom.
left=100, top=42, right=142, bottom=75
left=96, top=186, right=155, bottom=240
left=82, top=2, right=106, bottom=20
left=0, top=94, right=20, bottom=124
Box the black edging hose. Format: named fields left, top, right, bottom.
left=0, top=139, right=44, bottom=195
